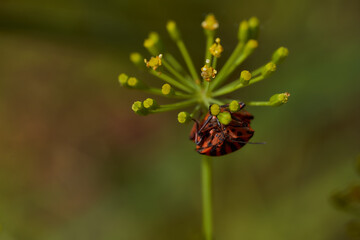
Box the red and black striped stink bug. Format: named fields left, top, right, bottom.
left=190, top=102, right=255, bottom=156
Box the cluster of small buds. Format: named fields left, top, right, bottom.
left=201, top=62, right=217, bottom=82
left=209, top=38, right=223, bottom=58
left=119, top=14, right=290, bottom=126
left=144, top=54, right=163, bottom=71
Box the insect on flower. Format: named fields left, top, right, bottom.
left=120, top=14, right=290, bottom=156
left=190, top=102, right=255, bottom=156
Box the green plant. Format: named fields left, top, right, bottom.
left=119, top=14, right=289, bottom=239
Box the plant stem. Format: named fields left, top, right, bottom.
left=202, top=155, right=213, bottom=240
left=149, top=70, right=193, bottom=93
left=162, top=59, right=197, bottom=90
left=149, top=99, right=197, bottom=113
left=176, top=40, right=199, bottom=82
left=204, top=30, right=214, bottom=64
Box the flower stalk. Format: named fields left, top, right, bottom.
left=202, top=155, right=213, bottom=240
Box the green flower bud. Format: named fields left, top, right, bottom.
left=127, top=77, right=145, bottom=89
left=201, top=14, right=219, bottom=31
left=130, top=52, right=145, bottom=69
left=248, top=17, right=260, bottom=40
left=243, top=39, right=258, bottom=57
left=177, top=111, right=191, bottom=124
left=161, top=83, right=174, bottom=95
left=217, top=111, right=232, bottom=125
left=229, top=100, right=240, bottom=112
left=143, top=98, right=158, bottom=110
left=118, top=73, right=129, bottom=87
left=271, top=47, right=289, bottom=65
left=238, top=20, right=249, bottom=42
left=167, top=21, right=181, bottom=41
left=210, top=104, right=220, bottom=116
left=240, top=70, right=252, bottom=85
left=262, top=62, right=277, bottom=78
left=132, top=101, right=148, bottom=115
left=144, top=32, right=163, bottom=55
left=269, top=92, right=290, bottom=106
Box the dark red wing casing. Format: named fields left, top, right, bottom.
left=190, top=110, right=255, bottom=156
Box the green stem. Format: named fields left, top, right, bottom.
left=211, top=57, right=218, bottom=70
left=162, top=59, right=196, bottom=90
left=143, top=88, right=191, bottom=99
left=246, top=101, right=272, bottom=106
left=165, top=53, right=188, bottom=75
left=209, top=42, right=244, bottom=91
left=149, top=70, right=193, bottom=93
left=202, top=155, right=213, bottom=240
left=212, top=75, right=265, bottom=97
left=251, top=65, right=264, bottom=77
left=176, top=40, right=199, bottom=82
left=204, top=31, right=214, bottom=64
left=149, top=99, right=197, bottom=113
left=209, top=98, right=225, bottom=105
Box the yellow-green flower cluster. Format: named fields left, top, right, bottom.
left=119, top=14, right=290, bottom=125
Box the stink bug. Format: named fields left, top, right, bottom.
left=190, top=102, right=255, bottom=156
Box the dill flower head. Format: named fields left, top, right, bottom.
left=119, top=14, right=290, bottom=156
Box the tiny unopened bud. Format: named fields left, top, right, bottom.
left=127, top=77, right=146, bottom=89
left=238, top=20, right=249, bottom=42
left=132, top=101, right=148, bottom=116
left=269, top=92, right=290, bottom=106
left=201, top=14, right=219, bottom=31
left=161, top=83, right=174, bottom=95
left=130, top=52, right=145, bottom=68
left=217, top=111, right=232, bottom=125
left=210, top=104, right=220, bottom=116
left=262, top=62, right=277, bottom=78
left=167, top=21, right=181, bottom=41
left=143, top=98, right=158, bottom=110
left=144, top=54, right=162, bottom=71
left=272, top=47, right=289, bottom=65
left=143, top=38, right=157, bottom=55
left=178, top=111, right=191, bottom=124
left=243, top=39, right=258, bottom=57
left=240, top=70, right=252, bottom=85
left=118, top=73, right=129, bottom=87
left=144, top=32, right=163, bottom=55
left=209, top=38, right=224, bottom=58
left=248, top=17, right=260, bottom=40
left=201, top=65, right=217, bottom=82
left=229, top=100, right=241, bottom=112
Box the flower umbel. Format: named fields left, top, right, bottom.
left=119, top=14, right=290, bottom=240
left=120, top=14, right=290, bottom=141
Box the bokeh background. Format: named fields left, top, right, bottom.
left=0, top=0, right=359, bottom=239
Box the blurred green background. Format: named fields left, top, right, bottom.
left=0, top=0, right=359, bottom=239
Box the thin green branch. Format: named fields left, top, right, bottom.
left=209, top=98, right=225, bottom=105
left=204, top=31, right=215, bottom=64
left=149, top=70, right=193, bottom=93
left=212, top=75, right=264, bottom=97
left=202, top=155, right=213, bottom=240
left=149, top=99, right=198, bottom=113
left=162, top=59, right=197, bottom=90
left=211, top=57, right=218, bottom=70
left=251, top=65, right=264, bottom=77
left=176, top=40, right=199, bottom=82
left=209, top=42, right=244, bottom=91
left=143, top=88, right=192, bottom=99
left=165, top=53, right=189, bottom=76
left=246, top=101, right=272, bottom=106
